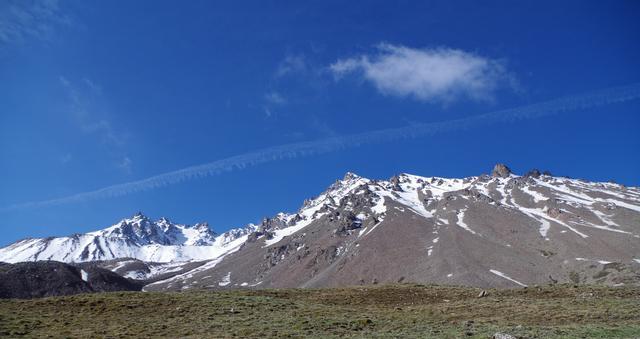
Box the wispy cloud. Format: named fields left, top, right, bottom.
left=0, top=0, right=71, bottom=45
left=59, top=76, right=122, bottom=146
left=4, top=82, right=638, bottom=212
left=82, top=78, right=102, bottom=94
left=330, top=43, right=513, bottom=103
left=262, top=91, right=287, bottom=118
left=264, top=91, right=286, bottom=105
left=275, top=55, right=307, bottom=77
left=309, top=115, right=337, bottom=138
left=117, top=156, right=133, bottom=174
left=59, top=153, right=72, bottom=164
left=59, top=76, right=131, bottom=172
left=263, top=53, right=322, bottom=118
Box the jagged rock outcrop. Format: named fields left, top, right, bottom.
left=525, top=169, right=542, bottom=178
left=492, top=163, right=512, bottom=178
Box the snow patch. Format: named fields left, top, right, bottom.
left=520, top=186, right=547, bottom=203
left=575, top=258, right=612, bottom=265
left=143, top=234, right=248, bottom=289
left=489, top=269, right=527, bottom=287
left=218, top=272, right=231, bottom=286
left=124, top=261, right=189, bottom=280
left=456, top=210, right=477, bottom=235
left=360, top=194, right=387, bottom=238
left=264, top=217, right=317, bottom=247
left=358, top=227, right=368, bottom=237
left=600, top=199, right=640, bottom=213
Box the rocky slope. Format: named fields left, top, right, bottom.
left=2, top=164, right=639, bottom=291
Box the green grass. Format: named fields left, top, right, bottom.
left=0, top=284, right=639, bottom=338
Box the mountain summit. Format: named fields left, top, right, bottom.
left=1, top=164, right=639, bottom=290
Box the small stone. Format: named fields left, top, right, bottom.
left=546, top=207, right=562, bottom=218
left=493, top=333, right=517, bottom=339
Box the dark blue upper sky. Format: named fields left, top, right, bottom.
left=1, top=0, right=639, bottom=246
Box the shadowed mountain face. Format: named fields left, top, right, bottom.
left=0, top=261, right=143, bottom=299
left=2, top=164, right=639, bottom=292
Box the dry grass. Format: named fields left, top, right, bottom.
left=0, top=283, right=639, bottom=338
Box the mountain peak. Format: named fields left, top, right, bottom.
left=342, top=172, right=361, bottom=181
left=131, top=211, right=149, bottom=220
left=194, top=222, right=211, bottom=231
left=491, top=163, right=512, bottom=178
left=158, top=216, right=172, bottom=224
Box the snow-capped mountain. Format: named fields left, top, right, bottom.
left=2, top=164, right=639, bottom=290
left=143, top=164, right=640, bottom=290
left=0, top=213, right=254, bottom=263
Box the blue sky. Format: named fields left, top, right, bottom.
left=1, top=0, right=639, bottom=246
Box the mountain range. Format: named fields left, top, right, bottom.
left=1, top=164, right=639, bottom=295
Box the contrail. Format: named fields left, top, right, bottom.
left=3, top=83, right=640, bottom=212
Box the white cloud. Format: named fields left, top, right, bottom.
left=0, top=0, right=71, bottom=45
left=330, top=43, right=512, bottom=103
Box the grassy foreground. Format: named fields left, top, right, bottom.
left=0, top=284, right=638, bottom=338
